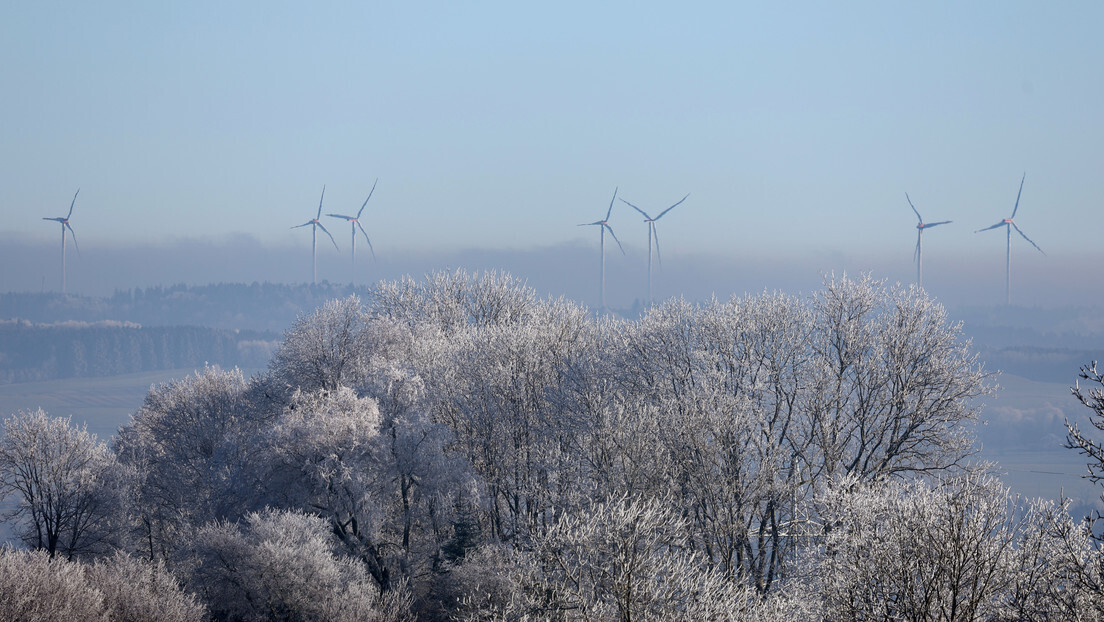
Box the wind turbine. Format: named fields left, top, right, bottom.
left=975, top=173, right=1045, bottom=305
left=619, top=193, right=689, bottom=306
left=292, top=186, right=339, bottom=284
left=327, top=178, right=377, bottom=285
left=578, top=188, right=624, bottom=310
left=42, top=189, right=80, bottom=294
left=905, top=192, right=951, bottom=290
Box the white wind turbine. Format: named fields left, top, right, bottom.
left=619, top=193, right=688, bottom=306
left=905, top=192, right=951, bottom=290
left=578, top=188, right=625, bottom=310
left=292, top=186, right=340, bottom=284
left=974, top=173, right=1045, bottom=305
left=327, top=178, right=377, bottom=285
left=42, top=189, right=80, bottom=294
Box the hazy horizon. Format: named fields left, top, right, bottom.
left=1, top=232, right=1099, bottom=312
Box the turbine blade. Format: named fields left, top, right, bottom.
left=924, top=220, right=952, bottom=228
left=326, top=213, right=355, bottom=220
left=1011, top=222, right=1045, bottom=255
left=974, top=222, right=1006, bottom=233
left=905, top=192, right=922, bottom=223
left=67, top=189, right=79, bottom=219
left=292, top=221, right=314, bottom=229
left=1010, top=173, right=1025, bottom=218
left=620, top=198, right=652, bottom=220
left=604, top=223, right=625, bottom=254
left=316, top=186, right=326, bottom=219
left=358, top=178, right=378, bottom=218
left=65, top=222, right=80, bottom=256
left=655, top=193, right=689, bottom=220
left=579, top=221, right=603, bottom=226
left=606, top=187, right=618, bottom=221
left=317, top=222, right=339, bottom=250
left=357, top=222, right=375, bottom=260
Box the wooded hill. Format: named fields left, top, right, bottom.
left=0, top=320, right=275, bottom=384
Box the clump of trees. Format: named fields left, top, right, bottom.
left=0, top=270, right=1102, bottom=620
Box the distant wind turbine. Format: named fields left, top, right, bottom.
left=42, top=189, right=80, bottom=294
left=905, top=192, right=951, bottom=290
left=292, top=186, right=339, bottom=284
left=578, top=188, right=625, bottom=310
left=327, top=178, right=378, bottom=285
left=975, top=173, right=1045, bottom=305
left=619, top=193, right=689, bottom=306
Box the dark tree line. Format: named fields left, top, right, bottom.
left=0, top=320, right=277, bottom=384
left=0, top=282, right=375, bottom=332
left=0, top=270, right=1102, bottom=621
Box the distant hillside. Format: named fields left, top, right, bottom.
left=2, top=283, right=1102, bottom=385
left=949, top=305, right=1104, bottom=383
left=0, top=320, right=277, bottom=384
left=0, top=282, right=372, bottom=332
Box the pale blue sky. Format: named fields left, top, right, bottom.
left=2, top=2, right=1101, bottom=267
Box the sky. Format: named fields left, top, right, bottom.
left=2, top=2, right=1102, bottom=307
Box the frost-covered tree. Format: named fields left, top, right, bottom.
left=0, top=409, right=125, bottom=559
left=370, top=269, right=538, bottom=333
left=811, top=473, right=1037, bottom=621
left=610, top=294, right=815, bottom=592
left=998, top=498, right=1104, bottom=620
left=0, top=547, right=109, bottom=621
left=491, top=494, right=812, bottom=621
left=367, top=362, right=469, bottom=588
left=259, top=386, right=395, bottom=588
left=268, top=295, right=378, bottom=393
left=87, top=270, right=1008, bottom=617
left=114, top=365, right=258, bottom=562
left=1063, top=360, right=1104, bottom=612
left=423, top=297, right=593, bottom=543
left=1067, top=361, right=1104, bottom=516
left=808, top=275, right=990, bottom=479
left=0, top=546, right=206, bottom=622
left=581, top=277, right=988, bottom=594
left=180, top=508, right=411, bottom=622
left=83, top=551, right=207, bottom=622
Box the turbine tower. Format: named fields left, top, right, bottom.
left=905, top=192, right=951, bottom=289
left=619, top=193, right=688, bottom=306
left=578, top=188, right=625, bottom=310
left=327, top=178, right=378, bottom=285
left=42, top=189, right=80, bottom=294
left=292, top=186, right=339, bottom=284
left=975, top=173, right=1045, bottom=305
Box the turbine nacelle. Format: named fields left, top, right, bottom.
left=43, top=189, right=81, bottom=293
left=905, top=192, right=950, bottom=289
left=617, top=193, right=688, bottom=305
left=973, top=173, right=1044, bottom=304
left=294, top=186, right=340, bottom=284
left=583, top=187, right=624, bottom=309
left=327, top=179, right=378, bottom=268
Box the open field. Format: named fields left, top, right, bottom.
left=973, top=371, right=1102, bottom=515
